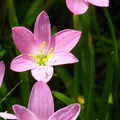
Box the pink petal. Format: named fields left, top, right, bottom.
left=66, top=0, right=89, bottom=15
left=0, top=111, right=17, bottom=119
left=34, top=11, right=51, bottom=53
left=0, top=61, right=5, bottom=87
left=31, top=66, right=53, bottom=82
left=10, top=53, right=38, bottom=72
left=13, top=105, right=38, bottom=120
left=48, top=51, right=78, bottom=66
left=28, top=81, right=54, bottom=120
left=48, top=103, right=80, bottom=120
left=87, top=0, right=109, bottom=7
left=51, top=29, right=81, bottom=52
left=12, top=27, right=39, bottom=55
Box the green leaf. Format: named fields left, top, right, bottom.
left=7, top=0, right=19, bottom=27
left=98, top=57, right=114, bottom=120
left=22, top=0, right=44, bottom=27
left=0, top=80, right=22, bottom=104
left=52, top=90, right=75, bottom=105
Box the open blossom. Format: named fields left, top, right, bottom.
left=66, top=0, right=109, bottom=15
left=0, top=61, right=5, bottom=87
left=10, top=11, right=81, bottom=82
left=13, top=81, right=81, bottom=120
left=9, top=81, right=80, bottom=120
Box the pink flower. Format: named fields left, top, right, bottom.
left=66, top=0, right=109, bottom=15
left=11, top=11, right=81, bottom=82
left=0, top=82, right=80, bottom=120
left=0, top=61, right=5, bottom=87
left=12, top=81, right=81, bottom=120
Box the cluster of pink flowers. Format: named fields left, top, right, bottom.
left=0, top=11, right=81, bottom=120
left=0, top=0, right=109, bottom=119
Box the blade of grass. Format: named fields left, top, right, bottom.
left=73, top=63, right=79, bottom=101
left=7, top=0, right=18, bottom=27
left=52, top=90, right=75, bottom=105
left=103, top=8, right=118, bottom=66
left=91, top=6, right=109, bottom=63
left=86, top=33, right=95, bottom=120
left=22, top=0, right=44, bottom=27
left=19, top=72, right=31, bottom=106
left=73, top=9, right=95, bottom=120
left=52, top=90, right=86, bottom=120
left=7, top=0, right=30, bottom=106
left=98, top=57, right=114, bottom=120
left=0, top=81, right=22, bottom=104
left=73, top=13, right=90, bottom=107
left=73, top=15, right=81, bottom=102
left=103, top=8, right=119, bottom=120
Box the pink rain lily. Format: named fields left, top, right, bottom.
left=0, top=61, right=5, bottom=87
left=66, top=0, right=109, bottom=15
left=11, top=81, right=80, bottom=120
left=11, top=11, right=81, bottom=82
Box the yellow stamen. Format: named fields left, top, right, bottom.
left=46, top=54, right=54, bottom=60
left=36, top=58, right=40, bottom=64
left=43, top=54, right=54, bottom=62
left=43, top=47, right=54, bottom=62
left=40, top=41, right=46, bottom=54
left=47, top=47, right=53, bottom=56
left=28, top=42, right=55, bottom=65
left=28, top=54, right=38, bottom=59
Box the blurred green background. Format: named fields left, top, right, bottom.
left=0, top=0, right=120, bottom=120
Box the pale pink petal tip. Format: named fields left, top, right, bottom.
left=48, top=51, right=79, bottom=66
left=31, top=66, right=53, bottom=83
left=51, top=29, right=81, bottom=52
left=0, top=61, right=5, bottom=87
left=13, top=105, right=38, bottom=120
left=66, top=0, right=89, bottom=15
left=66, top=0, right=109, bottom=15
left=0, top=111, right=17, bottom=119
left=48, top=103, right=81, bottom=120
left=12, top=26, right=35, bottom=54
left=87, top=0, right=109, bottom=7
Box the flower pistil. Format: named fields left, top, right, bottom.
left=28, top=41, right=54, bottom=66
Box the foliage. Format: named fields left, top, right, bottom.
left=0, top=0, right=120, bottom=120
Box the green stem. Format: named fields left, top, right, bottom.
left=73, top=15, right=82, bottom=101
left=7, top=0, right=18, bottom=27
left=91, top=6, right=109, bottom=63
left=86, top=33, right=95, bottom=120
left=103, top=8, right=119, bottom=120
left=73, top=63, right=79, bottom=101
left=103, top=8, right=118, bottom=66
left=98, top=57, right=114, bottom=120
left=20, top=72, right=31, bottom=106
left=7, top=0, right=31, bottom=106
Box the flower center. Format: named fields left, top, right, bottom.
left=28, top=41, right=54, bottom=66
